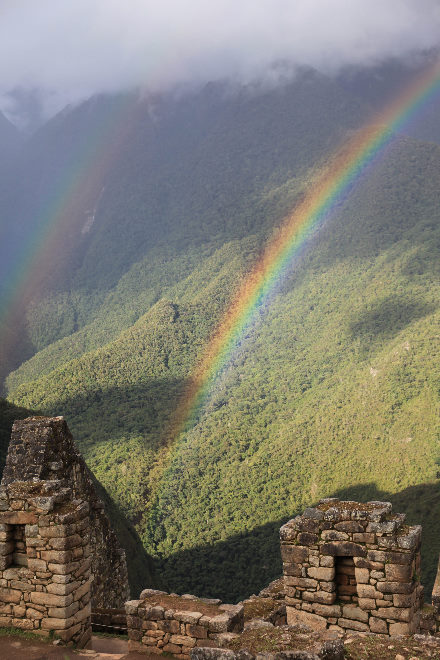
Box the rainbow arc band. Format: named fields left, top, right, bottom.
left=167, top=58, right=440, bottom=441
left=1, top=60, right=439, bottom=436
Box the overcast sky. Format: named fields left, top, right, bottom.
left=1, top=0, right=440, bottom=124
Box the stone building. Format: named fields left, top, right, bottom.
left=280, top=498, right=424, bottom=636
left=0, top=416, right=130, bottom=645
left=0, top=477, right=92, bottom=644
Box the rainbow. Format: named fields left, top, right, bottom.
left=1, top=59, right=439, bottom=425
left=0, top=94, right=138, bottom=376
left=167, top=58, right=440, bottom=443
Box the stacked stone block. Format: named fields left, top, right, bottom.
left=281, top=499, right=423, bottom=636
left=0, top=479, right=92, bottom=646
left=126, top=589, right=244, bottom=657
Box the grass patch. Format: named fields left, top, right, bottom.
left=0, top=626, right=47, bottom=642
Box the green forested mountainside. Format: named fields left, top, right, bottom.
left=0, top=71, right=367, bottom=387
left=7, top=133, right=440, bottom=601
left=6, top=179, right=304, bottom=393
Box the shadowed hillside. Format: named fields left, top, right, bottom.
left=155, top=481, right=440, bottom=604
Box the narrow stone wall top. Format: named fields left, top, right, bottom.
left=2, top=416, right=129, bottom=609
left=126, top=589, right=244, bottom=657
left=282, top=498, right=394, bottom=528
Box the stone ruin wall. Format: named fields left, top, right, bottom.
left=0, top=478, right=92, bottom=645
left=2, top=416, right=129, bottom=610
left=280, top=498, right=425, bottom=636
left=126, top=589, right=244, bottom=657
left=0, top=416, right=440, bottom=651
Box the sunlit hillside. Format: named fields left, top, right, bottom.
left=4, top=94, right=439, bottom=601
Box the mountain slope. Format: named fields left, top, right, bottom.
left=0, top=72, right=367, bottom=386
left=7, top=133, right=440, bottom=601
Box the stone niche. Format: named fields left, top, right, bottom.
left=280, top=499, right=424, bottom=636
left=0, top=480, right=92, bottom=646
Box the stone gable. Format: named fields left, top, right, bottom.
left=1, top=417, right=129, bottom=610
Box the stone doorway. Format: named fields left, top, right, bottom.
left=335, top=556, right=357, bottom=604
left=11, top=524, right=27, bottom=568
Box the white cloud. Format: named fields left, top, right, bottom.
left=0, top=0, right=439, bottom=119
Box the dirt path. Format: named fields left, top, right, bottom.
left=0, top=634, right=161, bottom=659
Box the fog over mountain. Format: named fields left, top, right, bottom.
left=1, top=0, right=440, bottom=127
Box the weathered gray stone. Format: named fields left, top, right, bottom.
left=366, top=502, right=392, bottom=521
left=388, top=621, right=410, bottom=636
left=337, top=618, right=369, bottom=632
left=285, top=576, right=318, bottom=589
left=286, top=608, right=327, bottom=630
left=366, top=521, right=399, bottom=534
left=321, top=531, right=348, bottom=542
left=191, top=648, right=236, bottom=660
left=334, top=521, right=363, bottom=534
left=307, top=567, right=335, bottom=581
left=384, top=563, right=412, bottom=582
left=0, top=541, right=14, bottom=556
left=385, top=551, right=412, bottom=565
left=175, top=610, right=203, bottom=624
left=280, top=523, right=298, bottom=542
left=397, top=527, right=421, bottom=550
left=281, top=546, right=308, bottom=563
left=312, top=604, right=341, bottom=618
left=374, top=607, right=411, bottom=622
left=209, top=614, right=232, bottom=633
left=320, top=542, right=366, bottom=557
left=302, top=508, right=324, bottom=521
left=366, top=550, right=387, bottom=562
left=369, top=616, right=388, bottom=634
left=354, top=568, right=369, bottom=584
left=341, top=605, right=368, bottom=623
left=376, top=581, right=414, bottom=595
left=298, top=533, right=319, bottom=546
